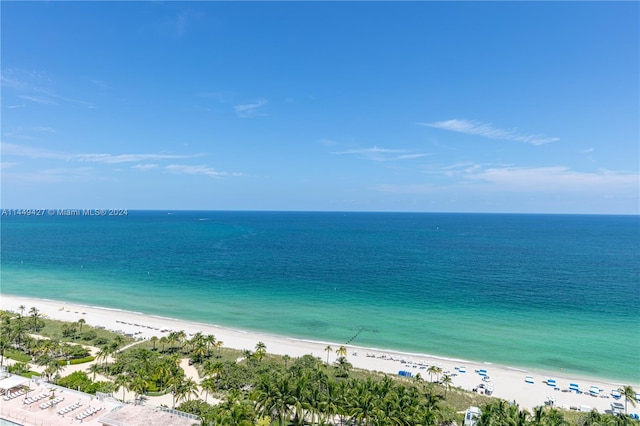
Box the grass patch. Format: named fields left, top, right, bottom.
left=4, top=348, right=31, bottom=363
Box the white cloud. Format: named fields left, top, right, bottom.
left=1, top=142, right=198, bottom=164
left=34, top=126, right=56, bottom=133
left=333, top=146, right=430, bottom=162
left=2, top=68, right=95, bottom=108
left=420, top=119, right=559, bottom=145
left=234, top=98, right=268, bottom=118
left=0, top=161, right=20, bottom=170
left=165, top=164, right=243, bottom=178
left=376, top=164, right=639, bottom=197
left=18, top=95, right=56, bottom=105
left=132, top=164, right=160, bottom=170
left=76, top=153, right=195, bottom=164
left=468, top=166, right=639, bottom=192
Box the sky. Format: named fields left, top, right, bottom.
left=1, top=1, right=638, bottom=214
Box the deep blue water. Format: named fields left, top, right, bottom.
left=1, top=211, right=639, bottom=382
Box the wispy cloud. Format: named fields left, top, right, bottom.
left=2, top=167, right=96, bottom=184
left=375, top=164, right=638, bottom=196
left=467, top=166, right=638, bottom=192
left=333, top=146, right=430, bottom=162
left=76, top=153, right=196, bottom=164
left=165, top=164, right=243, bottom=178
left=18, top=95, right=56, bottom=105
left=1, top=142, right=199, bottom=164
left=2, top=68, right=95, bottom=108
left=132, top=164, right=160, bottom=170
left=0, top=161, right=21, bottom=170
left=420, top=119, right=559, bottom=145
left=34, top=126, right=56, bottom=133
left=234, top=98, right=268, bottom=118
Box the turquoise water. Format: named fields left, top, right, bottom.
left=1, top=211, right=639, bottom=382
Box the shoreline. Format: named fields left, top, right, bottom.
left=2, top=294, right=638, bottom=414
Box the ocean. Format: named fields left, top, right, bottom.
left=1, top=211, right=638, bottom=383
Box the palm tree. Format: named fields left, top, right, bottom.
left=77, top=318, right=86, bottom=334
left=28, top=306, right=41, bottom=330
left=169, top=369, right=186, bottom=408
left=200, top=377, right=216, bottom=403
left=114, top=373, right=130, bottom=402
left=335, top=345, right=347, bottom=358
left=96, top=345, right=111, bottom=366
left=215, top=339, right=224, bottom=357
left=0, top=335, right=8, bottom=368
left=149, top=336, right=158, bottom=351
left=205, top=334, right=216, bottom=356
left=440, top=374, right=452, bottom=397
left=334, top=356, right=352, bottom=378
left=255, top=341, right=267, bottom=361
left=175, top=377, right=199, bottom=404
left=619, top=385, right=637, bottom=415
left=87, top=363, right=101, bottom=381
left=129, top=376, right=149, bottom=405
left=191, top=342, right=207, bottom=363
left=427, top=365, right=439, bottom=382
left=282, top=354, right=291, bottom=370
left=44, top=358, right=63, bottom=383
left=324, top=345, right=333, bottom=364
left=18, top=305, right=26, bottom=317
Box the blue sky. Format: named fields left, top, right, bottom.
left=2, top=2, right=638, bottom=214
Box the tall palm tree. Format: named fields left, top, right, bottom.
left=255, top=341, right=267, bottom=361
left=77, top=318, right=86, bottom=334
left=176, top=377, right=199, bottom=404
left=200, top=377, right=216, bottom=403
left=619, top=385, right=637, bottom=415
left=334, top=356, right=352, bottom=378
left=427, top=365, right=439, bottom=382
left=324, top=345, right=333, bottom=364
left=0, top=335, right=8, bottom=368
left=440, top=374, right=452, bottom=397
left=114, top=373, right=129, bottom=402
left=215, top=339, right=224, bottom=357
left=282, top=354, right=291, bottom=370
left=129, top=376, right=149, bottom=405
left=169, top=369, right=186, bottom=408
left=96, top=345, right=111, bottom=366
left=28, top=306, right=41, bottom=330
left=205, top=334, right=216, bottom=356
left=18, top=305, right=26, bottom=317
left=87, top=363, right=101, bottom=381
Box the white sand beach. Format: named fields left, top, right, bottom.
left=2, top=294, right=637, bottom=415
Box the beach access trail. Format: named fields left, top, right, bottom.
left=2, top=295, right=637, bottom=415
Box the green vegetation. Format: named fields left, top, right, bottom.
left=2, top=308, right=638, bottom=425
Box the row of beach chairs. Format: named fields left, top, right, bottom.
left=58, top=401, right=82, bottom=415
left=76, top=406, right=102, bottom=420
left=3, top=388, right=26, bottom=400
left=24, top=393, right=48, bottom=404
left=40, top=396, right=64, bottom=409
